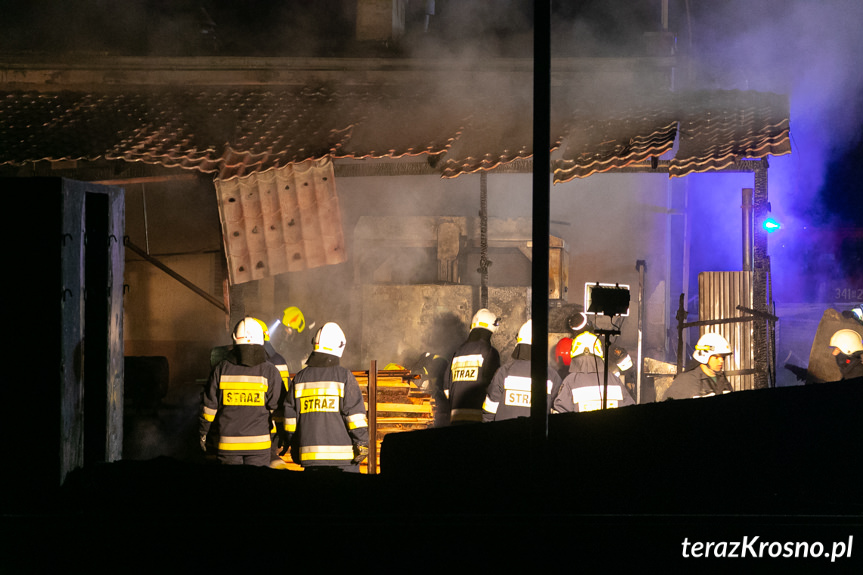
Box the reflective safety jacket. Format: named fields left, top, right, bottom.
left=553, top=354, right=635, bottom=413
left=200, top=357, right=284, bottom=455
left=443, top=330, right=501, bottom=424
left=284, top=361, right=369, bottom=468
left=482, top=356, right=563, bottom=422
left=266, top=347, right=291, bottom=436
left=665, top=364, right=733, bottom=400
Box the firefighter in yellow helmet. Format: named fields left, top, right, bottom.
left=665, top=332, right=734, bottom=399
left=553, top=330, right=635, bottom=412
left=442, top=308, right=502, bottom=424
left=268, top=306, right=314, bottom=374
left=199, top=317, right=285, bottom=466
left=282, top=322, right=370, bottom=472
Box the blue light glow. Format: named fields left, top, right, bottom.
left=763, top=218, right=781, bottom=232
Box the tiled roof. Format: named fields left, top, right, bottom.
left=0, top=87, right=789, bottom=182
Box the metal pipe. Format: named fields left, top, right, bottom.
left=142, top=184, right=151, bottom=254
left=635, top=260, right=646, bottom=404
left=479, top=172, right=489, bottom=308
left=742, top=187, right=753, bottom=271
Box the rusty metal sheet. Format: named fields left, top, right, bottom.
left=215, top=158, right=346, bottom=284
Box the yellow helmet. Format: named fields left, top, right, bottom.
left=571, top=331, right=603, bottom=358
left=282, top=306, right=306, bottom=333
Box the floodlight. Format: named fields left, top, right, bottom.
left=585, top=282, right=630, bottom=316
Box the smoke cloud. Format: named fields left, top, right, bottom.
left=684, top=0, right=863, bottom=301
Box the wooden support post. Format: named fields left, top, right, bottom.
left=368, top=360, right=377, bottom=474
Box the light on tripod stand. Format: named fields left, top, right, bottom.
left=586, top=283, right=631, bottom=316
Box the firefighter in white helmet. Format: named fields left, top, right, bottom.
left=665, top=332, right=734, bottom=400
left=199, top=317, right=286, bottom=466
left=282, top=322, right=370, bottom=472
left=443, top=308, right=502, bottom=424
left=553, top=331, right=635, bottom=412
left=482, top=320, right=562, bottom=422
left=829, top=328, right=863, bottom=380
left=249, top=317, right=294, bottom=467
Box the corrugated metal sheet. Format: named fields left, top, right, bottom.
left=0, top=87, right=790, bottom=181
left=215, top=158, right=346, bottom=285
left=698, top=271, right=755, bottom=391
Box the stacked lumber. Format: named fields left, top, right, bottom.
left=355, top=368, right=435, bottom=474
left=276, top=368, right=435, bottom=473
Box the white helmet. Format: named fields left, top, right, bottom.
left=829, top=329, right=863, bottom=355
left=233, top=317, right=265, bottom=346
left=693, top=333, right=732, bottom=364
left=471, top=308, right=500, bottom=333
left=313, top=322, right=347, bottom=357
left=516, top=320, right=532, bottom=345
left=571, top=331, right=603, bottom=358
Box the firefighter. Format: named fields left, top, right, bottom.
left=269, top=305, right=313, bottom=373
left=412, top=351, right=450, bottom=427
left=482, top=320, right=562, bottom=422
left=553, top=330, right=635, bottom=412
left=665, top=332, right=734, bottom=399
left=553, top=337, right=573, bottom=381
left=249, top=318, right=293, bottom=467
left=199, top=317, right=285, bottom=466
left=442, top=308, right=502, bottom=424
left=282, top=322, right=370, bottom=472
left=829, top=328, right=863, bottom=380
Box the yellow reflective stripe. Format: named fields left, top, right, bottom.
left=295, top=381, right=345, bottom=398
left=202, top=406, right=217, bottom=421
left=450, top=408, right=482, bottom=422
left=284, top=417, right=297, bottom=432
left=451, top=354, right=484, bottom=369
left=482, top=397, right=499, bottom=413
left=503, top=376, right=532, bottom=392
left=219, top=376, right=268, bottom=391
left=346, top=413, right=368, bottom=429
left=571, top=386, right=623, bottom=403
left=300, top=445, right=353, bottom=461
left=218, top=434, right=271, bottom=451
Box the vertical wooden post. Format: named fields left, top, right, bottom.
left=752, top=162, right=770, bottom=389
left=368, top=360, right=377, bottom=474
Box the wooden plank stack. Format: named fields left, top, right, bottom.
left=275, top=367, right=435, bottom=473
left=355, top=368, right=436, bottom=474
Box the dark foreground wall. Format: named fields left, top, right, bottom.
left=3, top=380, right=861, bottom=570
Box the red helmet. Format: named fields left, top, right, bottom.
left=555, top=337, right=573, bottom=366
